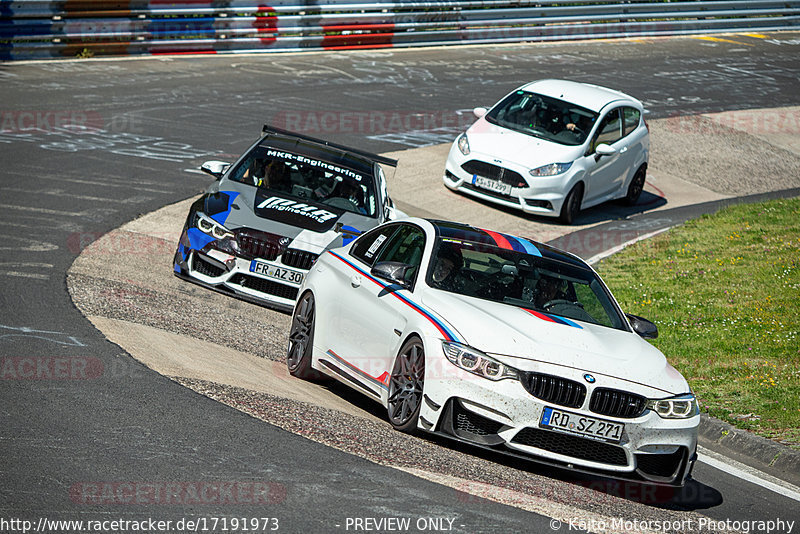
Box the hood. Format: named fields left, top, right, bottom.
left=201, top=181, right=376, bottom=251
left=466, top=118, right=583, bottom=169
left=421, top=289, right=687, bottom=395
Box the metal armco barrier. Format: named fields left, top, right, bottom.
left=2, top=0, right=800, bottom=60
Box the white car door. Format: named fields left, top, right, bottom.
left=581, top=108, right=632, bottom=204
left=329, top=223, right=427, bottom=397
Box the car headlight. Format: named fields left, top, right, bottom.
left=195, top=212, right=235, bottom=240
left=442, top=341, right=517, bottom=381
left=646, top=393, right=699, bottom=419
left=457, top=133, right=470, bottom=156
left=529, top=162, right=573, bottom=177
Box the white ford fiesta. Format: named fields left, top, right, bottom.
left=287, top=218, right=699, bottom=486
left=444, top=79, right=650, bottom=224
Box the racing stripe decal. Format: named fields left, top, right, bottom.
left=481, top=228, right=542, bottom=257
left=209, top=190, right=240, bottom=226
left=511, top=236, right=542, bottom=257
left=328, top=251, right=461, bottom=342
left=481, top=228, right=514, bottom=250
left=325, top=349, right=390, bottom=390
left=522, top=308, right=583, bottom=329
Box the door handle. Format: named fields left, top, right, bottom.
left=350, top=275, right=361, bottom=288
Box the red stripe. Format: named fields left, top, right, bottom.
left=482, top=228, right=514, bottom=250
left=327, top=350, right=387, bottom=386
left=522, top=308, right=559, bottom=324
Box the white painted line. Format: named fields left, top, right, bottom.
left=184, top=168, right=206, bottom=175
left=697, top=445, right=800, bottom=503
left=0, top=203, right=89, bottom=217
left=1, top=271, right=50, bottom=280
left=586, top=227, right=673, bottom=265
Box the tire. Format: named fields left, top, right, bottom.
left=623, top=166, right=646, bottom=206
left=287, top=292, right=317, bottom=379
left=386, top=338, right=425, bottom=433
left=559, top=183, right=583, bottom=225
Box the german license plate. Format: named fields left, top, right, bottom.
left=250, top=261, right=304, bottom=284
left=474, top=175, right=512, bottom=195
left=540, top=407, right=623, bottom=443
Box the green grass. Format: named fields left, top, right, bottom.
left=596, top=197, right=800, bottom=448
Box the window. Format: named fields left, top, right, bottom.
left=374, top=225, right=426, bottom=286
left=227, top=145, right=377, bottom=217
left=350, top=224, right=400, bottom=266
left=485, top=91, right=598, bottom=146
left=623, top=107, right=641, bottom=137
left=591, top=108, right=622, bottom=152
left=425, top=237, right=626, bottom=330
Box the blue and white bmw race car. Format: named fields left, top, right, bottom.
left=173, top=126, right=401, bottom=312
left=287, top=218, right=699, bottom=486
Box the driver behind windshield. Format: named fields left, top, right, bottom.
left=534, top=275, right=564, bottom=309
left=430, top=245, right=463, bottom=291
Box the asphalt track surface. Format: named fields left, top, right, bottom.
left=2, top=34, right=800, bottom=532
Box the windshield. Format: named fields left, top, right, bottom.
left=427, top=237, right=626, bottom=330
left=228, top=145, right=377, bottom=217
left=485, top=91, right=599, bottom=146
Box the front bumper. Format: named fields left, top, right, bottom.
left=443, top=143, right=573, bottom=218
left=420, top=353, right=699, bottom=486
left=174, top=230, right=314, bottom=312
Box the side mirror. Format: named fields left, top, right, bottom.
left=626, top=313, right=658, bottom=339
left=200, top=161, right=230, bottom=180
left=595, top=144, right=617, bottom=157
left=473, top=107, right=488, bottom=119
left=371, top=261, right=413, bottom=288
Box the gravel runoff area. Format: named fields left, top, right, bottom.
left=67, top=108, right=800, bottom=533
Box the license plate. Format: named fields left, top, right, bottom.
left=474, top=175, right=512, bottom=195
left=540, top=407, right=623, bottom=443
left=250, top=261, right=304, bottom=284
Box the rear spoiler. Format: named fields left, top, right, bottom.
left=262, top=124, right=398, bottom=168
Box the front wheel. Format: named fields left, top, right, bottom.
left=287, top=292, right=316, bottom=379
left=559, top=183, right=583, bottom=225
left=387, top=338, right=425, bottom=433
left=623, top=166, right=646, bottom=206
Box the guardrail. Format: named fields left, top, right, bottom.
left=2, top=0, right=799, bottom=60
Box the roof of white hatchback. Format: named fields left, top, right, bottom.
left=521, top=79, right=639, bottom=112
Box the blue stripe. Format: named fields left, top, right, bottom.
left=549, top=313, right=583, bottom=329
left=515, top=236, right=542, bottom=257
left=503, top=235, right=527, bottom=253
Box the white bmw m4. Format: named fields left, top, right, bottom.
left=287, top=218, right=698, bottom=485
